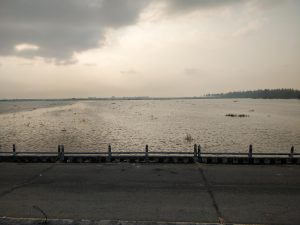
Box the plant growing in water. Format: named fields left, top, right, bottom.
left=225, top=113, right=249, bottom=117
left=184, top=133, right=193, bottom=142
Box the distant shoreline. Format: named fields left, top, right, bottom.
left=1, top=89, right=299, bottom=101
left=1, top=97, right=300, bottom=101
left=0, top=100, right=74, bottom=114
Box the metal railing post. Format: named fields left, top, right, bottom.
left=57, top=144, right=61, bottom=159
left=290, top=146, right=294, bottom=158
left=193, top=144, right=197, bottom=162
left=13, top=144, right=16, bottom=156
left=60, top=144, right=64, bottom=162
left=248, top=144, right=253, bottom=158
left=145, top=144, right=149, bottom=160
left=198, top=144, right=201, bottom=160
left=108, top=144, right=112, bottom=159
left=194, top=144, right=197, bottom=157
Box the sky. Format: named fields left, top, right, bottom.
left=0, top=0, right=299, bottom=98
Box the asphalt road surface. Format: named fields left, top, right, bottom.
left=0, top=163, right=299, bottom=225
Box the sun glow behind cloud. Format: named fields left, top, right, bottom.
left=15, top=44, right=40, bottom=52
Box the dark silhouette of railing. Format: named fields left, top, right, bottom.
left=0, top=144, right=299, bottom=164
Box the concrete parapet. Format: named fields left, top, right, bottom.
left=0, top=153, right=299, bottom=165
left=264, top=158, right=271, bottom=164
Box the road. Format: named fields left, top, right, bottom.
left=0, top=163, right=299, bottom=224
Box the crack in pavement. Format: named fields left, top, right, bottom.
left=195, top=164, right=224, bottom=223
left=0, top=164, right=55, bottom=199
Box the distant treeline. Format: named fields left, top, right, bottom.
left=206, top=89, right=300, bottom=99
left=1, top=89, right=300, bottom=101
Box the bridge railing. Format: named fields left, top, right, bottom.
left=0, top=144, right=300, bottom=164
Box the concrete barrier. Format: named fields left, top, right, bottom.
left=1, top=154, right=300, bottom=164
left=0, top=144, right=299, bottom=164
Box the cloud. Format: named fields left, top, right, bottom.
left=120, top=69, right=141, bottom=76
left=84, top=63, right=98, bottom=67
left=0, top=0, right=150, bottom=63
left=157, top=0, right=286, bottom=15
left=15, top=43, right=40, bottom=52
left=160, top=0, right=242, bottom=14
left=232, top=18, right=267, bottom=37
left=18, top=62, right=35, bottom=66
left=245, top=0, right=287, bottom=11
left=184, top=68, right=199, bottom=76
left=0, top=0, right=287, bottom=63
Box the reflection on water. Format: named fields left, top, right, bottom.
left=0, top=99, right=299, bottom=153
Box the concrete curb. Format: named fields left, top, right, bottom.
left=0, top=155, right=299, bottom=164
left=0, top=217, right=263, bottom=225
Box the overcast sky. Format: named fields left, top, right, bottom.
left=0, top=0, right=299, bottom=98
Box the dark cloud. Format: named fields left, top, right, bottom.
left=0, top=0, right=286, bottom=63
left=161, top=0, right=242, bottom=14
left=0, top=0, right=150, bottom=63
left=247, top=0, right=287, bottom=9
left=161, top=0, right=285, bottom=14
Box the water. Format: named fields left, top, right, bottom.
left=0, top=99, right=299, bottom=153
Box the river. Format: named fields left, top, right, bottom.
left=0, top=99, right=299, bottom=153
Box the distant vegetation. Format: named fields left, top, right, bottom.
left=225, top=113, right=249, bottom=118
left=1, top=89, right=300, bottom=101
left=206, top=89, right=300, bottom=99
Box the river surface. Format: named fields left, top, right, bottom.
left=0, top=99, right=299, bottom=153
